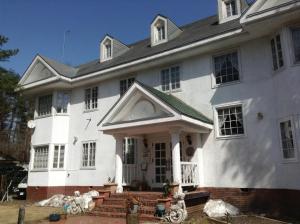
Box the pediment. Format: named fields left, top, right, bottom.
left=107, top=90, right=173, bottom=124
left=19, top=56, right=58, bottom=86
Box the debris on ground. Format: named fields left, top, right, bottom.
left=203, top=199, right=239, bottom=218
left=35, top=190, right=99, bottom=215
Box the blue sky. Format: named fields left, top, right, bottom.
left=1, top=0, right=218, bottom=76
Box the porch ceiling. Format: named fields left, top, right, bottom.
left=98, top=81, right=213, bottom=135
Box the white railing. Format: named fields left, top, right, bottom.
left=123, top=164, right=138, bottom=185
left=181, top=162, right=199, bottom=186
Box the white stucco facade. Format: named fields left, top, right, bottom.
left=20, top=0, right=300, bottom=193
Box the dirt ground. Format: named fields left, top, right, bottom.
left=0, top=200, right=62, bottom=224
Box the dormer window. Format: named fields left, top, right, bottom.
left=103, top=39, right=112, bottom=60
left=155, top=21, right=166, bottom=42
left=225, top=0, right=237, bottom=17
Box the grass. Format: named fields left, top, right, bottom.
left=0, top=200, right=62, bottom=224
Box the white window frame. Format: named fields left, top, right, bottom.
left=84, top=86, right=98, bottom=111
left=32, top=145, right=49, bottom=170
left=211, top=49, right=241, bottom=88
left=270, top=33, right=284, bottom=71
left=278, top=117, right=298, bottom=163
left=37, top=94, right=53, bottom=117
left=81, top=141, right=96, bottom=169
left=225, top=0, right=237, bottom=17
left=214, top=102, right=246, bottom=140
left=120, top=77, right=135, bottom=96
left=52, top=144, right=65, bottom=169
left=152, top=17, right=168, bottom=46
left=101, top=38, right=113, bottom=61
left=289, top=26, right=300, bottom=65
left=160, top=65, right=181, bottom=92
left=56, top=91, right=70, bottom=114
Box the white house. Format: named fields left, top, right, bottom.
left=19, top=0, right=300, bottom=214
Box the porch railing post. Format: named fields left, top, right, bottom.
left=170, top=129, right=182, bottom=192
left=114, top=134, right=124, bottom=193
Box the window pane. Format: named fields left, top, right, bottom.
left=214, top=52, right=239, bottom=85
left=85, top=89, right=91, bottom=110
left=38, top=95, right=52, bottom=116
left=161, top=69, right=170, bottom=91
left=59, top=145, right=65, bottom=168
left=171, top=66, right=180, bottom=90
left=34, top=146, right=49, bottom=169
left=280, top=120, right=295, bottom=159
left=292, top=28, right=300, bottom=62
left=92, top=87, right=98, bottom=109
left=82, top=142, right=96, bottom=167
left=217, top=106, right=244, bottom=136
left=56, top=92, right=69, bottom=113
left=120, top=78, right=135, bottom=96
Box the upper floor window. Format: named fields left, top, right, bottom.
left=56, top=92, right=70, bottom=114
left=161, top=66, right=180, bottom=92
left=154, top=19, right=166, bottom=44
left=291, top=27, right=300, bottom=63
left=53, top=145, right=65, bottom=169
left=33, top=145, right=49, bottom=169
left=82, top=142, right=96, bottom=168
left=85, top=87, right=98, bottom=111
left=120, top=77, right=135, bottom=96
left=38, top=94, right=52, bottom=116
left=102, top=39, right=112, bottom=60
left=217, top=105, right=244, bottom=137
left=225, top=0, right=237, bottom=17
left=279, top=119, right=296, bottom=160
left=214, top=52, right=239, bottom=85
left=271, top=34, right=284, bottom=71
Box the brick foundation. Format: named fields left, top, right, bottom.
left=27, top=186, right=104, bottom=202
left=197, top=187, right=300, bottom=219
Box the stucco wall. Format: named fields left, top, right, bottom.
left=28, top=33, right=300, bottom=190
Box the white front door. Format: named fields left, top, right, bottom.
left=151, top=139, right=172, bottom=188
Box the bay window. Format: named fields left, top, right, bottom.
left=38, top=94, right=52, bottom=116
left=33, top=146, right=49, bottom=169
left=56, top=92, right=70, bottom=114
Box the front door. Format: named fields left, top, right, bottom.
left=151, top=139, right=172, bottom=188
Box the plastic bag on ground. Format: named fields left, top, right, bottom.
left=203, top=199, right=239, bottom=218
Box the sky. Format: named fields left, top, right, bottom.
left=1, top=0, right=218, bottom=76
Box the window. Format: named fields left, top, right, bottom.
left=33, top=146, right=49, bottom=169
left=56, top=92, right=70, bottom=114
left=123, top=138, right=137, bottom=164
left=279, top=119, right=296, bottom=160
left=120, top=78, right=135, bottom=96
left=271, top=34, right=284, bottom=70
left=102, top=39, right=112, bottom=60
left=225, top=0, right=237, bottom=17
left=217, top=105, right=244, bottom=137
left=214, top=52, right=239, bottom=85
left=85, top=87, right=98, bottom=110
left=53, top=145, right=65, bottom=169
left=161, top=66, right=180, bottom=92
left=82, top=142, right=96, bottom=168
left=38, top=95, right=52, bottom=116
left=154, top=20, right=166, bottom=43
left=291, top=27, right=300, bottom=63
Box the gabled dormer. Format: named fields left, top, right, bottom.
left=151, top=15, right=182, bottom=47
left=218, top=0, right=248, bottom=24
left=100, top=35, right=129, bottom=62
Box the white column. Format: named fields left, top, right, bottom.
left=170, top=129, right=182, bottom=188
left=114, top=135, right=124, bottom=193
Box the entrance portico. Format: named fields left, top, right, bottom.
left=98, top=82, right=213, bottom=193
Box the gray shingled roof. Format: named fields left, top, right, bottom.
left=40, top=15, right=241, bottom=79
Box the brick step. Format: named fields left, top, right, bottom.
left=103, top=198, right=127, bottom=206
left=95, top=204, right=156, bottom=215
left=110, top=192, right=164, bottom=200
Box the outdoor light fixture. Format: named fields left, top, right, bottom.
left=186, top=135, right=192, bottom=145
left=257, top=112, right=264, bottom=120
left=143, top=138, right=148, bottom=148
